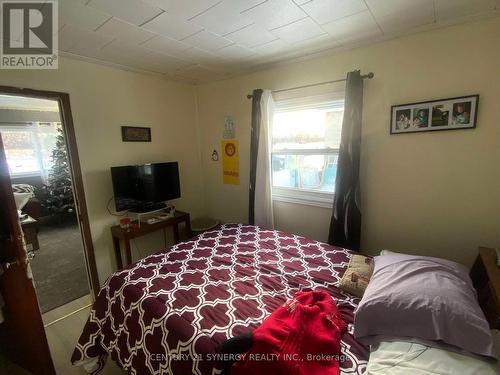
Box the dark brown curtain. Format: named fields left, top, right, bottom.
left=248, top=89, right=263, bottom=224
left=328, top=71, right=363, bottom=250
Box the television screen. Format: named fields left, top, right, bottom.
left=111, top=162, right=180, bottom=212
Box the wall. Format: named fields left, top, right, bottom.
left=0, top=57, right=204, bottom=285
left=196, top=17, right=500, bottom=267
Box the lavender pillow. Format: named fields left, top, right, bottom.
left=354, top=254, right=496, bottom=358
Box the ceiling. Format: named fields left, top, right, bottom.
left=41, top=0, right=500, bottom=82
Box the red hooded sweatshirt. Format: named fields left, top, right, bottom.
left=231, top=290, right=346, bottom=375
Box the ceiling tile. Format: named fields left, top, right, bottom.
left=49, top=0, right=499, bottom=82
left=146, top=0, right=220, bottom=19
left=188, top=1, right=254, bottom=36
left=181, top=29, right=233, bottom=51
left=217, top=43, right=257, bottom=60
left=321, top=10, right=381, bottom=43
left=242, top=0, right=307, bottom=29
left=142, top=11, right=203, bottom=40
left=215, top=59, right=258, bottom=73
left=59, top=24, right=114, bottom=55
left=435, top=0, right=496, bottom=21
left=141, top=35, right=191, bottom=55
left=300, top=0, right=367, bottom=25
left=91, top=40, right=189, bottom=74
left=291, top=34, right=342, bottom=56
left=173, top=64, right=227, bottom=82
left=140, top=50, right=190, bottom=73
left=366, top=0, right=435, bottom=34
left=95, top=40, right=161, bottom=71
left=254, top=33, right=339, bottom=62
left=96, top=18, right=156, bottom=45
left=58, top=25, right=79, bottom=51
left=226, top=0, right=269, bottom=13
left=252, top=38, right=290, bottom=55
left=172, top=47, right=223, bottom=65
left=144, top=0, right=266, bottom=14
left=60, top=0, right=111, bottom=30
left=87, top=0, right=163, bottom=26
left=271, top=16, right=325, bottom=43
left=70, top=37, right=113, bottom=57
left=292, top=32, right=341, bottom=52
left=225, top=23, right=278, bottom=48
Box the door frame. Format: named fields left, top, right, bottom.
left=0, top=85, right=99, bottom=298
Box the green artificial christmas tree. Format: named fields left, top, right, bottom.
left=43, top=127, right=75, bottom=216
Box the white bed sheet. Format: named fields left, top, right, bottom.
left=366, top=330, right=500, bottom=375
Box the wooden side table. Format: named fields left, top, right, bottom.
left=21, top=215, right=39, bottom=252
left=470, top=247, right=500, bottom=329
left=111, top=210, right=192, bottom=269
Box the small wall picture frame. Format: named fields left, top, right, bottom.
left=223, top=116, right=235, bottom=139
left=121, top=126, right=151, bottom=142
left=390, top=95, right=479, bottom=134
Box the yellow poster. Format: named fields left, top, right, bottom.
left=221, top=140, right=240, bottom=185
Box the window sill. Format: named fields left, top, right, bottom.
left=272, top=188, right=333, bottom=209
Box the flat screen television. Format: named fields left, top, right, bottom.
left=111, top=162, right=180, bottom=212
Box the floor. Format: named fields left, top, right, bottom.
left=30, top=220, right=90, bottom=313
left=0, top=295, right=127, bottom=375
left=43, top=294, right=92, bottom=326
left=0, top=354, right=31, bottom=375
left=44, top=296, right=126, bottom=375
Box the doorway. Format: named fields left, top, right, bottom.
left=0, top=97, right=88, bottom=314
left=0, top=86, right=99, bottom=374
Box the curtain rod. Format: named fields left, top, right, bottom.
left=246, top=72, right=374, bottom=99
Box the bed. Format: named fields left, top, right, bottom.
left=71, top=223, right=369, bottom=374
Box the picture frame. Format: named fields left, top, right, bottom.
left=390, top=95, right=479, bottom=134
left=121, top=126, right=151, bottom=142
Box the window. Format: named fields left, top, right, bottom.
left=0, top=122, right=61, bottom=178
left=271, top=93, right=344, bottom=208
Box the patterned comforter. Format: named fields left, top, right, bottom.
left=72, top=224, right=368, bottom=374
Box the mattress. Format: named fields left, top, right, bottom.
left=71, top=224, right=368, bottom=374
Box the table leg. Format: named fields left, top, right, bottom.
left=31, top=230, right=40, bottom=251
left=112, top=236, right=123, bottom=270
left=173, top=224, right=180, bottom=244
left=185, top=216, right=192, bottom=238
left=124, top=239, right=132, bottom=266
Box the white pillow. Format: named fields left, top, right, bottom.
left=13, top=192, right=32, bottom=211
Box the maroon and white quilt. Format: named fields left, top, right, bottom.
left=72, top=224, right=368, bottom=374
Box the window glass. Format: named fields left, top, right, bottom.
left=272, top=108, right=343, bottom=150
left=0, top=122, right=61, bottom=176
left=272, top=154, right=338, bottom=192
left=271, top=102, right=343, bottom=197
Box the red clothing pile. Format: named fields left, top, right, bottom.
left=232, top=290, right=346, bottom=375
